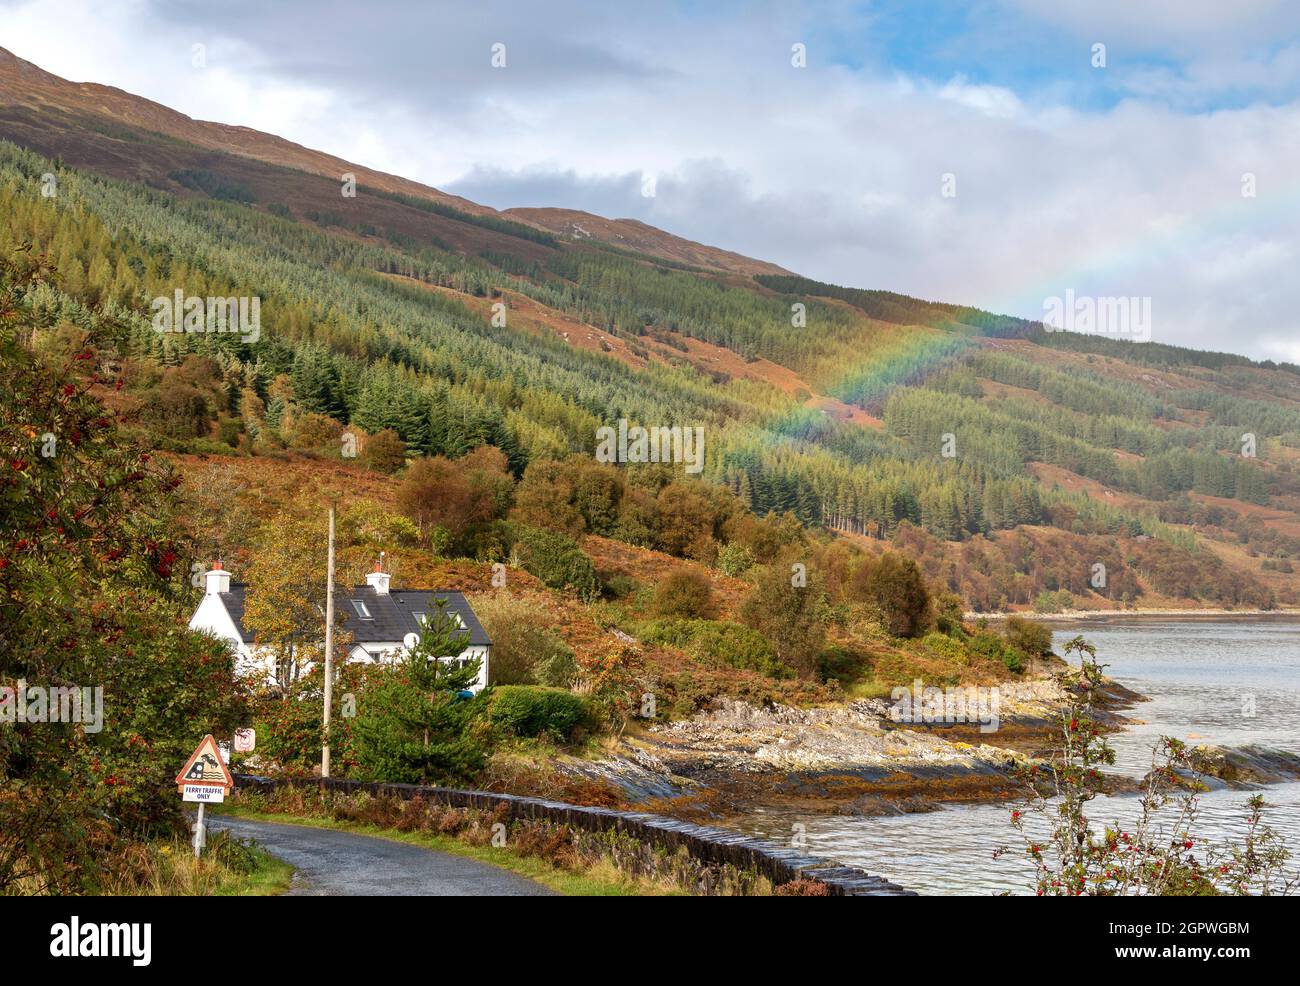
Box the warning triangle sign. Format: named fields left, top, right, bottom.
left=176, top=734, right=235, bottom=792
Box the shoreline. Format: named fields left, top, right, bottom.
left=968, top=608, right=1300, bottom=623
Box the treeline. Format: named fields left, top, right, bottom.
left=3, top=139, right=1290, bottom=568
left=1025, top=325, right=1300, bottom=377
left=753, top=273, right=1040, bottom=337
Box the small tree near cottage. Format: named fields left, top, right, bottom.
left=348, top=598, right=486, bottom=785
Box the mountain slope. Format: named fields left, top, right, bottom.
left=1, top=48, right=1297, bottom=613
left=502, top=208, right=789, bottom=276
left=0, top=47, right=780, bottom=277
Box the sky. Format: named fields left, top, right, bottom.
left=4, top=0, right=1300, bottom=361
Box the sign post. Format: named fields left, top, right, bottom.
left=176, top=734, right=235, bottom=858
left=322, top=503, right=335, bottom=777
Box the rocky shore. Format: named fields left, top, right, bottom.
left=559, top=665, right=1300, bottom=826
left=561, top=673, right=1142, bottom=819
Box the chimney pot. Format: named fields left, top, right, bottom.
left=204, top=562, right=231, bottom=595
left=366, top=568, right=391, bottom=595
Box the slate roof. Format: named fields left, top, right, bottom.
left=219, top=584, right=491, bottom=648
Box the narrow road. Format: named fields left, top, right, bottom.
left=209, top=815, right=557, bottom=896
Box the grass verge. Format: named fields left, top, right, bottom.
left=101, top=833, right=295, bottom=896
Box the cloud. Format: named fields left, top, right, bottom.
left=1, top=0, right=1298, bottom=360
left=1005, top=0, right=1300, bottom=51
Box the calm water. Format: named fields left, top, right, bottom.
left=736, top=619, right=1300, bottom=895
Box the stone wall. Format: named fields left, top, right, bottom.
left=232, top=773, right=914, bottom=896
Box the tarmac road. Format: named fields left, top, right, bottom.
left=208, top=815, right=557, bottom=896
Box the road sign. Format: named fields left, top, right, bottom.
left=234, top=727, right=256, bottom=753
left=176, top=733, right=234, bottom=795
left=182, top=784, right=226, bottom=803
left=177, top=734, right=234, bottom=859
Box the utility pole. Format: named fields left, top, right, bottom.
left=322, top=503, right=336, bottom=777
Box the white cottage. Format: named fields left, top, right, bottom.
left=188, top=563, right=491, bottom=691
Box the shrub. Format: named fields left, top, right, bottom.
left=1033, top=589, right=1074, bottom=614
left=715, top=542, right=755, bottom=577
left=816, top=645, right=869, bottom=684
left=600, top=571, right=640, bottom=599
left=921, top=632, right=966, bottom=662
left=362, top=428, right=407, bottom=473
left=1001, top=646, right=1025, bottom=674
left=637, top=618, right=794, bottom=679
left=398, top=447, right=513, bottom=556
left=969, top=631, right=1024, bottom=674
left=1004, top=615, right=1053, bottom=657
left=533, top=647, right=579, bottom=689
left=932, top=591, right=966, bottom=635
left=650, top=567, right=717, bottom=619
left=849, top=551, right=932, bottom=638
left=968, top=631, right=1005, bottom=661
left=510, top=525, right=601, bottom=601
left=489, top=685, right=590, bottom=740
left=738, top=563, right=828, bottom=675
left=474, top=595, right=577, bottom=687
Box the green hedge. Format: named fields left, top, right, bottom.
left=489, top=685, right=590, bottom=739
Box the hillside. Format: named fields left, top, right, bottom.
left=0, top=47, right=781, bottom=278
left=1, top=47, right=1298, bottom=616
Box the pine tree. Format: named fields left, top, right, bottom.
left=348, top=599, right=486, bottom=785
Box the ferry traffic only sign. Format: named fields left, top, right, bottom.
left=176, top=733, right=235, bottom=803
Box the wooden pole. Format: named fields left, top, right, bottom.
left=322, top=503, right=336, bottom=777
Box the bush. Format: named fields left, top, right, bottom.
left=637, top=618, right=794, bottom=679
left=849, top=551, right=932, bottom=638
left=738, top=563, right=828, bottom=675
left=716, top=542, right=755, bottom=577
left=512, top=529, right=596, bottom=596
left=650, top=567, right=717, bottom=619
left=600, top=571, right=640, bottom=599
left=932, top=591, right=965, bottom=635
left=398, top=447, right=513, bottom=556
left=473, top=595, right=577, bottom=687
left=968, top=631, right=1005, bottom=661
left=362, top=428, right=407, bottom=473
left=921, top=632, right=966, bottom=662
left=969, top=631, right=1025, bottom=674
left=1033, top=590, right=1074, bottom=614
left=816, top=645, right=869, bottom=684
left=1001, top=646, right=1026, bottom=674
left=489, top=685, right=590, bottom=740
left=1004, top=615, right=1053, bottom=657
left=510, top=525, right=601, bottom=601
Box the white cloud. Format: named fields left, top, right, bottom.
left=936, top=78, right=1023, bottom=118
left=1, top=0, right=1297, bottom=360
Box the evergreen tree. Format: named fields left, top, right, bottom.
left=348, top=599, right=486, bottom=785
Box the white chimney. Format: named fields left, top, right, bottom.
left=205, top=560, right=231, bottom=595
left=366, top=560, right=391, bottom=595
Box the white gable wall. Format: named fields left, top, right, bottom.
left=188, top=592, right=260, bottom=676
left=189, top=593, right=489, bottom=691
